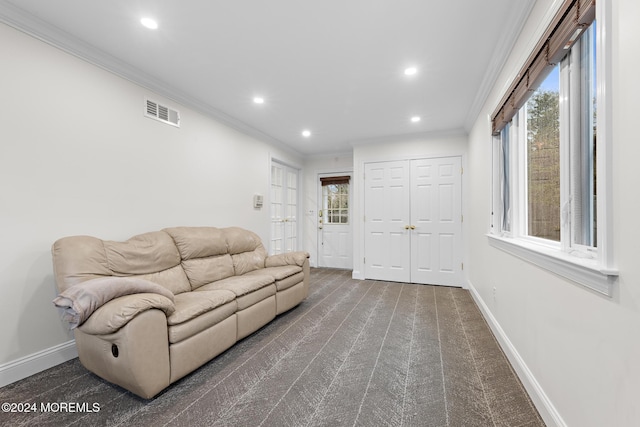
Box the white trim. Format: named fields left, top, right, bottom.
left=317, top=171, right=354, bottom=269
left=0, top=340, right=77, bottom=387
left=0, top=2, right=302, bottom=159
left=490, top=0, right=565, bottom=114
left=464, top=0, right=536, bottom=130
left=354, top=149, right=468, bottom=285
left=269, top=158, right=302, bottom=255
left=467, top=280, right=567, bottom=427
left=487, top=234, right=617, bottom=296
left=488, top=2, right=616, bottom=297
left=595, top=0, right=615, bottom=270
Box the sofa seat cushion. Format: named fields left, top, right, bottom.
left=245, top=266, right=303, bottom=291
left=196, top=274, right=273, bottom=297
left=274, top=271, right=305, bottom=292
left=247, top=265, right=301, bottom=280
left=232, top=284, right=275, bottom=311
left=168, top=290, right=236, bottom=326
left=168, top=301, right=236, bottom=344
left=196, top=276, right=276, bottom=310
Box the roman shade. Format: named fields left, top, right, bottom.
left=320, top=176, right=350, bottom=186
left=491, top=0, right=596, bottom=135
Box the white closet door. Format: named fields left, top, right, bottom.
left=410, top=157, right=463, bottom=285
left=364, top=161, right=411, bottom=282
left=364, top=157, right=462, bottom=286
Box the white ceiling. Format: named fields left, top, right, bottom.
left=0, top=0, right=534, bottom=156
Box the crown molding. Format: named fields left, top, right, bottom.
left=0, top=1, right=302, bottom=159
left=463, top=0, right=536, bottom=131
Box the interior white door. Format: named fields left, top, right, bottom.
left=410, top=157, right=463, bottom=285
left=364, top=157, right=463, bottom=286
left=318, top=175, right=353, bottom=269
left=364, top=161, right=411, bottom=282
left=270, top=161, right=298, bottom=255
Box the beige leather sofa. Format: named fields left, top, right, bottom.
left=51, top=226, right=309, bottom=398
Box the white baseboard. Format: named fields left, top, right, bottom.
left=351, top=270, right=364, bottom=280
left=0, top=340, right=77, bottom=388
left=466, top=280, right=566, bottom=427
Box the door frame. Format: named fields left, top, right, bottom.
left=317, top=171, right=354, bottom=269
left=269, top=158, right=302, bottom=255
left=354, top=153, right=466, bottom=287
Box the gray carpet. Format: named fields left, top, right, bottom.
left=0, top=268, right=545, bottom=426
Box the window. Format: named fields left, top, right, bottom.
left=323, top=184, right=349, bottom=224
left=526, top=65, right=561, bottom=242
left=493, top=123, right=512, bottom=235
left=489, top=0, right=616, bottom=295
left=320, top=176, right=350, bottom=224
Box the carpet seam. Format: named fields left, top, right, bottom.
left=162, top=272, right=354, bottom=426
left=451, top=288, right=497, bottom=427
left=434, top=286, right=450, bottom=427
left=352, top=282, right=404, bottom=426
left=305, top=280, right=389, bottom=427
left=255, top=281, right=377, bottom=427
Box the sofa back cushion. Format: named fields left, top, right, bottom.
left=164, top=227, right=235, bottom=290
left=180, top=255, right=235, bottom=289
left=131, top=265, right=192, bottom=295
left=103, top=232, right=180, bottom=275
left=163, top=227, right=227, bottom=259
left=223, top=227, right=267, bottom=275
left=52, top=231, right=190, bottom=294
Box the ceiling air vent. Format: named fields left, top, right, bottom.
left=145, top=98, right=180, bottom=127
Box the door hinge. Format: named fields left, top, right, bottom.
left=364, top=257, right=366, bottom=264
left=461, top=167, right=464, bottom=174
left=461, top=262, right=464, bottom=270
left=461, top=214, right=463, bottom=223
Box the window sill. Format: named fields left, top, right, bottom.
left=487, top=234, right=618, bottom=296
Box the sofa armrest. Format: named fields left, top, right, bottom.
left=53, top=276, right=175, bottom=330
left=76, top=293, right=174, bottom=335
left=74, top=309, right=171, bottom=399
left=265, top=251, right=310, bottom=268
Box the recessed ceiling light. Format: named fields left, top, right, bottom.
left=253, top=97, right=265, bottom=104
left=140, top=17, right=158, bottom=30
left=302, top=130, right=311, bottom=138
left=404, top=67, right=418, bottom=76
left=411, top=116, right=421, bottom=123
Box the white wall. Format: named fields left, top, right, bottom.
left=352, top=133, right=468, bottom=281
left=302, top=154, right=354, bottom=267
left=4, top=0, right=640, bottom=423
left=0, top=23, right=301, bottom=373
left=466, top=0, right=640, bottom=426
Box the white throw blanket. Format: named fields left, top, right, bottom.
left=53, top=277, right=175, bottom=329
